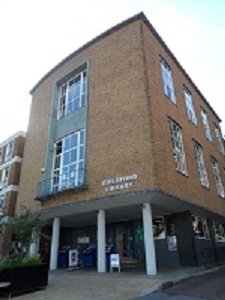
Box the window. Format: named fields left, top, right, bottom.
left=0, top=194, right=5, bottom=216
left=1, top=166, right=9, bottom=187
left=160, top=59, right=176, bottom=103
left=184, top=88, right=197, bottom=125
left=215, top=126, right=225, bottom=155
left=169, top=119, right=187, bottom=175
left=201, top=109, right=212, bottom=141
left=194, top=142, right=209, bottom=188
left=58, top=70, right=87, bottom=119
left=192, top=215, right=210, bottom=239
left=52, top=129, right=85, bottom=192
left=5, top=142, right=14, bottom=161
left=0, top=148, right=2, bottom=164
left=213, top=222, right=225, bottom=242
left=153, top=217, right=165, bottom=240
left=211, top=157, right=224, bottom=198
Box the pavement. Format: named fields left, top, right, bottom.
left=4, top=265, right=225, bottom=300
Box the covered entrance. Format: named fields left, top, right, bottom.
left=37, top=190, right=225, bottom=275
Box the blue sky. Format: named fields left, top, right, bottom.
left=0, top=0, right=225, bottom=141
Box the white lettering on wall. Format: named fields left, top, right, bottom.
left=102, top=174, right=137, bottom=192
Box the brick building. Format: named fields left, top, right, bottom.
left=0, top=131, right=26, bottom=256
left=17, top=13, right=225, bottom=274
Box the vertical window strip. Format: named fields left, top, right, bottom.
left=201, top=110, right=212, bottom=141
left=184, top=89, right=197, bottom=125
left=58, top=70, right=87, bottom=119
left=169, top=119, right=187, bottom=175
left=52, top=129, right=85, bottom=192
left=215, top=126, right=225, bottom=155
left=5, top=142, right=14, bottom=162
left=161, top=59, right=176, bottom=103
left=194, top=142, right=209, bottom=188
left=211, top=157, right=224, bottom=198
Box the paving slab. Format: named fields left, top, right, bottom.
left=2, top=265, right=223, bottom=300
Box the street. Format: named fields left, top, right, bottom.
left=135, top=267, right=225, bottom=300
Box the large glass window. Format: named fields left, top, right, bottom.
left=169, top=119, right=187, bottom=175
left=184, top=88, right=197, bottom=125
left=160, top=59, right=176, bottom=103
left=211, top=157, right=224, bottom=198
left=58, top=70, right=87, bottom=119
left=215, top=126, right=225, bottom=155
left=201, top=109, right=212, bottom=141
left=194, top=142, right=209, bottom=188
left=52, top=129, right=85, bottom=192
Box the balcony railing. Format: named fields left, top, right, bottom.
left=36, top=169, right=86, bottom=200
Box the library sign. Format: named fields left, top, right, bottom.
left=102, top=174, right=138, bottom=192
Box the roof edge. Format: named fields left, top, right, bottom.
left=30, top=12, right=145, bottom=95
left=30, top=11, right=221, bottom=122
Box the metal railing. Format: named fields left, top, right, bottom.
left=36, top=170, right=85, bottom=199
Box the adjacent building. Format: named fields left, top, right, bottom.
left=0, top=131, right=26, bottom=256
left=16, top=13, right=225, bottom=275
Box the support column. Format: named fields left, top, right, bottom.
left=50, top=217, right=60, bottom=271
left=142, top=203, right=157, bottom=275
left=97, top=210, right=106, bottom=272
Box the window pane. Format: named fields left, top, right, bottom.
left=80, top=130, right=85, bottom=144
left=63, top=152, right=70, bottom=165
left=70, top=149, right=77, bottom=163
left=79, top=146, right=84, bottom=160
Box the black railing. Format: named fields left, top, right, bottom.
left=36, top=170, right=86, bottom=199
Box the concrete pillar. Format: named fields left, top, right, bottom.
left=97, top=210, right=106, bottom=272
left=50, top=217, right=60, bottom=271
left=142, top=203, right=157, bottom=275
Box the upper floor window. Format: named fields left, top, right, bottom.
left=169, top=119, right=187, bottom=175
left=0, top=148, right=3, bottom=164
left=52, top=129, right=85, bottom=192
left=211, top=157, right=224, bottom=198
left=160, top=59, right=176, bottom=103
left=194, top=142, right=209, bottom=188
left=58, top=70, right=87, bottom=119
left=5, top=142, right=14, bottom=161
left=0, top=166, right=10, bottom=187
left=0, top=194, right=5, bottom=216
left=215, top=125, right=225, bottom=155
left=201, top=109, right=212, bottom=141
left=184, top=88, right=197, bottom=125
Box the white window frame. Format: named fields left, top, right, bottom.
left=201, top=109, right=212, bottom=141
left=169, top=119, right=188, bottom=175
left=194, top=142, right=209, bottom=188
left=160, top=59, right=176, bottom=103
left=5, top=142, right=14, bottom=161
left=58, top=70, right=87, bottom=119
left=211, top=157, right=224, bottom=198
left=1, top=166, right=10, bottom=187
left=184, top=88, right=197, bottom=125
left=215, top=126, right=225, bottom=155
left=52, top=129, right=85, bottom=192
